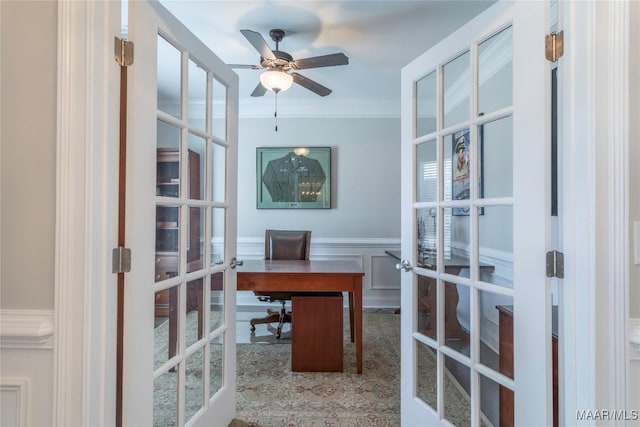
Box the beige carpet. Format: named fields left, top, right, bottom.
left=235, top=313, right=400, bottom=426
left=234, top=313, right=490, bottom=427
left=155, top=312, right=489, bottom=427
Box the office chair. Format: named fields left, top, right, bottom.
left=249, top=229, right=311, bottom=339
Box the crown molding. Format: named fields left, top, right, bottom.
left=239, top=97, right=400, bottom=119
left=177, top=98, right=401, bottom=120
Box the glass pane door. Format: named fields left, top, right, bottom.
left=401, top=2, right=551, bottom=425
left=125, top=1, right=239, bottom=425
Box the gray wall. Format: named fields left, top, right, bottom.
left=1, top=0, right=57, bottom=310
left=237, top=117, right=401, bottom=239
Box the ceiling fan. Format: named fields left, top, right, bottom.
left=229, top=28, right=349, bottom=97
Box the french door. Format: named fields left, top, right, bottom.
left=400, top=2, right=552, bottom=426
left=123, top=1, right=239, bottom=426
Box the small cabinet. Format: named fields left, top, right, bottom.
left=155, top=148, right=201, bottom=316
left=496, top=305, right=558, bottom=427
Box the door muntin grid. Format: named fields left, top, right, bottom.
left=154, top=32, right=231, bottom=426
left=412, top=24, right=515, bottom=426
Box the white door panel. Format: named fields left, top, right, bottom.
left=125, top=1, right=239, bottom=425
left=401, top=1, right=551, bottom=425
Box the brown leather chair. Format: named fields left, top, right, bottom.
left=249, top=229, right=311, bottom=339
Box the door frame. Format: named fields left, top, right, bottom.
left=557, top=0, right=631, bottom=422
left=54, top=1, right=632, bottom=425
left=54, top=1, right=121, bottom=426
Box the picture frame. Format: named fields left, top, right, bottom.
left=452, top=127, right=484, bottom=216
left=256, top=146, right=331, bottom=209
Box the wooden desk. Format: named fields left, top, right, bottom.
left=237, top=260, right=365, bottom=373
left=385, top=250, right=494, bottom=339
left=420, top=256, right=494, bottom=339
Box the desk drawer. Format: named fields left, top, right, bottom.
left=155, top=254, right=178, bottom=282
left=156, top=254, right=178, bottom=271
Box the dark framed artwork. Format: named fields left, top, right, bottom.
left=452, top=127, right=484, bottom=216
left=256, top=147, right=331, bottom=209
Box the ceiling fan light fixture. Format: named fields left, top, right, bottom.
left=294, top=147, right=310, bottom=156
left=260, top=70, right=293, bottom=93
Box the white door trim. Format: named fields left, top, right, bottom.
left=55, top=2, right=120, bottom=426
left=558, top=0, right=631, bottom=423
left=601, top=0, right=630, bottom=412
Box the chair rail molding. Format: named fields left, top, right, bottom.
left=0, top=310, right=54, bottom=349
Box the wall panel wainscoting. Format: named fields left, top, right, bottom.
left=630, top=318, right=640, bottom=415
left=0, top=310, right=54, bottom=427
left=236, top=237, right=401, bottom=309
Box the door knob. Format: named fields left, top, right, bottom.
left=229, top=257, right=244, bottom=269
left=396, top=259, right=413, bottom=272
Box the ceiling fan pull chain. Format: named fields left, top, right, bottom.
left=274, top=92, right=279, bottom=132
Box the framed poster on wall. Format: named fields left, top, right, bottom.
left=452, top=128, right=484, bottom=215
left=256, top=146, right=331, bottom=209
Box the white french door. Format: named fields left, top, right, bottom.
left=123, top=1, right=239, bottom=426
left=400, top=2, right=552, bottom=426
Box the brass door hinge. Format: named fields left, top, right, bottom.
left=114, top=37, right=134, bottom=66
left=545, top=31, right=564, bottom=62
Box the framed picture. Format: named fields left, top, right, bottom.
left=256, top=146, right=331, bottom=209
left=452, top=128, right=484, bottom=216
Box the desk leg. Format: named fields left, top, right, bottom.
left=348, top=292, right=355, bottom=343
left=353, top=278, right=363, bottom=374
left=442, top=266, right=466, bottom=340
left=168, top=287, right=178, bottom=360
left=420, top=269, right=467, bottom=340
left=443, top=281, right=467, bottom=339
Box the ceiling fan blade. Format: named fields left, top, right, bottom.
left=291, top=72, right=332, bottom=97
left=250, top=82, right=267, bottom=97
left=240, top=29, right=276, bottom=60
left=228, top=64, right=262, bottom=70
left=292, top=53, right=349, bottom=69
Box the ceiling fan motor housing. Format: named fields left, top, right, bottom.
left=261, top=50, right=293, bottom=70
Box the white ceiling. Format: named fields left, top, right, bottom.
left=158, top=0, right=495, bottom=118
